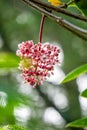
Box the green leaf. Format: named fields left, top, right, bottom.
left=61, top=63, right=87, bottom=84
left=81, top=89, right=87, bottom=98
left=75, top=0, right=87, bottom=16
left=0, top=125, right=26, bottom=130
left=66, top=117, right=87, bottom=128
left=69, top=0, right=87, bottom=16
left=0, top=53, right=20, bottom=69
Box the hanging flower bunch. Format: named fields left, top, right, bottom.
left=16, top=41, right=60, bottom=87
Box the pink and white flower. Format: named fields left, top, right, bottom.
left=16, top=40, right=60, bottom=87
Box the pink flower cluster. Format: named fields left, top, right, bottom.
left=16, top=40, right=60, bottom=87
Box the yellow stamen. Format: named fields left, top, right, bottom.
left=19, top=58, right=32, bottom=70
left=48, top=0, right=63, bottom=6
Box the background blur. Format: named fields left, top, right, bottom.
left=0, top=0, right=87, bottom=130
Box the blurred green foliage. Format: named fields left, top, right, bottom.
left=0, top=125, right=26, bottom=130
left=74, top=0, right=87, bottom=16
left=0, top=0, right=87, bottom=130
left=0, top=53, right=19, bottom=68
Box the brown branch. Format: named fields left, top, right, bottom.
left=30, top=0, right=87, bottom=22
left=22, top=0, right=87, bottom=41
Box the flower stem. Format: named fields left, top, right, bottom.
left=39, top=14, right=46, bottom=43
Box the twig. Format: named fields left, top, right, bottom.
left=65, top=0, right=75, bottom=7
left=22, top=0, right=87, bottom=41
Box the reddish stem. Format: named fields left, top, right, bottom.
left=39, top=14, right=46, bottom=43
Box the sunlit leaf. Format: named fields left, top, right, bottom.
left=0, top=125, right=26, bottom=130
left=61, top=63, right=87, bottom=83
left=0, top=53, right=20, bottom=68
left=66, top=117, right=87, bottom=128
left=80, top=89, right=87, bottom=98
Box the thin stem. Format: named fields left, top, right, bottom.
left=39, top=14, right=46, bottom=43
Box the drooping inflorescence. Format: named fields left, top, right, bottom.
left=16, top=40, right=60, bottom=87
